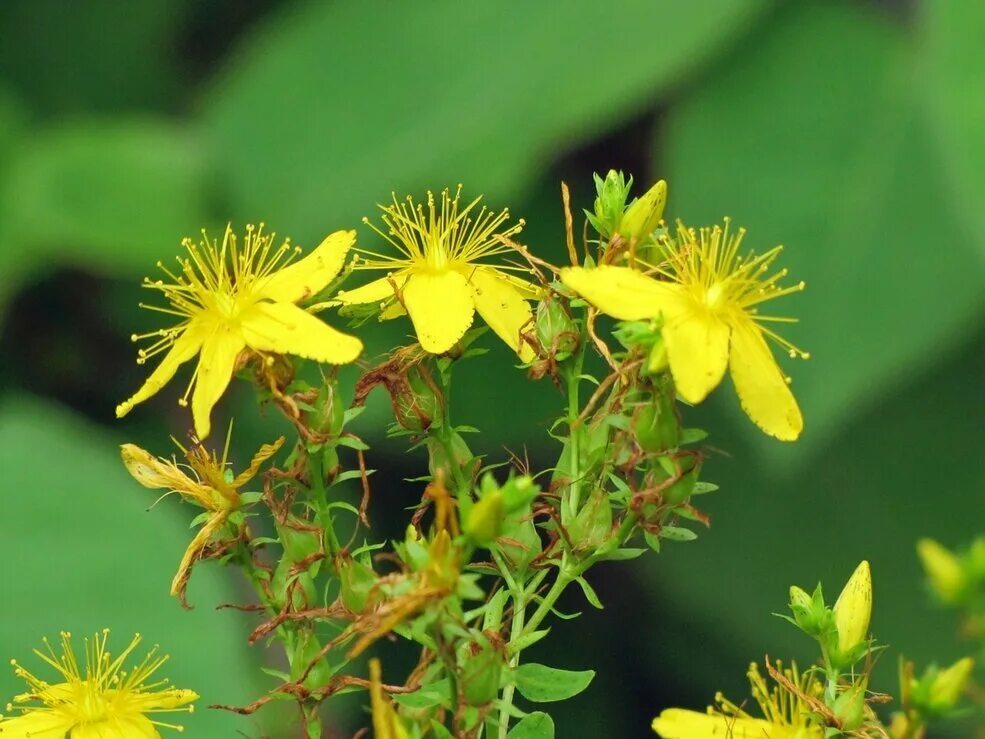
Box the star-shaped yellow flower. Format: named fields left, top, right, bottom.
left=562, top=219, right=807, bottom=440
left=334, top=187, right=538, bottom=360
left=653, top=662, right=823, bottom=739
left=120, top=435, right=283, bottom=603
left=116, top=224, right=363, bottom=439
left=0, top=630, right=197, bottom=738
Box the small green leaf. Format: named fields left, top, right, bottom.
left=509, top=628, right=551, bottom=655
left=574, top=576, right=603, bottom=610
left=507, top=711, right=555, bottom=739
left=514, top=663, right=595, bottom=703
left=430, top=720, right=456, bottom=739
left=660, top=526, right=698, bottom=542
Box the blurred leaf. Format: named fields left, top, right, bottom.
left=0, top=396, right=269, bottom=735
left=203, top=0, right=770, bottom=241
left=660, top=1, right=985, bottom=462
left=0, top=0, right=190, bottom=116
left=0, top=400, right=272, bottom=736
left=920, top=2, right=985, bottom=239
left=1, top=120, right=211, bottom=276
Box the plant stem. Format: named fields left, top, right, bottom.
left=497, top=588, right=528, bottom=739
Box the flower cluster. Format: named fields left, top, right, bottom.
left=29, top=169, right=970, bottom=739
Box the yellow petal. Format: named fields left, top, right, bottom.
left=335, top=273, right=408, bottom=305
left=403, top=270, right=475, bottom=354
left=662, top=310, right=730, bottom=404
left=256, top=229, right=354, bottom=303
left=240, top=301, right=363, bottom=364
left=231, top=437, right=286, bottom=488
left=727, top=317, right=803, bottom=441
left=560, top=265, right=684, bottom=321
left=652, top=709, right=787, bottom=738
left=170, top=512, right=228, bottom=601
left=116, top=321, right=208, bottom=419
left=191, top=328, right=245, bottom=440
left=0, top=711, right=75, bottom=738
left=465, top=266, right=535, bottom=361
left=119, top=444, right=206, bottom=500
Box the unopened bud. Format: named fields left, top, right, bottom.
left=461, top=637, right=504, bottom=706
left=588, top=169, right=631, bottom=239
left=496, top=513, right=542, bottom=573
left=928, top=657, right=974, bottom=713
left=570, top=489, right=613, bottom=551
left=833, top=683, right=866, bottom=731
left=338, top=555, right=378, bottom=614
left=833, top=561, right=872, bottom=660
left=618, top=179, right=667, bottom=242
left=917, top=538, right=965, bottom=604
left=535, top=298, right=579, bottom=360
left=465, top=491, right=504, bottom=547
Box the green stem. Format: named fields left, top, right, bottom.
left=498, top=591, right=528, bottom=739
left=521, top=566, right=577, bottom=639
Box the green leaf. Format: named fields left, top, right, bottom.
left=513, top=663, right=595, bottom=703
left=203, top=0, right=770, bottom=237
left=430, top=720, right=456, bottom=739
left=1, top=120, right=210, bottom=277
left=574, top=576, right=604, bottom=610
left=920, top=1, right=985, bottom=242
left=507, top=711, right=555, bottom=739
left=659, top=526, right=697, bottom=542
left=661, top=2, right=985, bottom=462
left=0, top=396, right=272, bottom=735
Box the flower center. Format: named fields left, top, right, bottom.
left=704, top=282, right=727, bottom=313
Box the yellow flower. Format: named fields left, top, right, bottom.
left=652, top=661, right=823, bottom=739
left=369, top=659, right=410, bottom=739
left=833, top=560, right=872, bottom=657
left=561, top=219, right=808, bottom=440
left=335, top=187, right=538, bottom=360
left=0, top=630, right=197, bottom=738
left=120, top=433, right=283, bottom=604
left=116, top=224, right=363, bottom=439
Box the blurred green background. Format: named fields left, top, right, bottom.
left=2, top=0, right=984, bottom=736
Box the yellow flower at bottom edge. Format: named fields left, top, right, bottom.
left=0, top=631, right=197, bottom=738
left=116, top=224, right=363, bottom=439
left=334, top=187, right=539, bottom=361
left=561, top=219, right=808, bottom=441
left=652, top=662, right=823, bottom=739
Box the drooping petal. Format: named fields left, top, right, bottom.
left=662, top=309, right=730, bottom=404
left=560, top=265, right=685, bottom=321
left=116, top=321, right=208, bottom=419
left=728, top=317, right=803, bottom=441
left=256, top=229, right=354, bottom=304
left=0, top=710, right=76, bottom=738
left=104, top=715, right=162, bottom=739
left=190, top=328, right=246, bottom=440
left=127, top=688, right=199, bottom=712
left=240, top=301, right=363, bottom=365
left=119, top=444, right=214, bottom=508
left=464, top=267, right=535, bottom=361
left=231, top=436, right=286, bottom=488
left=402, top=270, right=475, bottom=354
left=170, top=512, right=229, bottom=603
left=652, top=709, right=784, bottom=738
left=335, top=273, right=408, bottom=305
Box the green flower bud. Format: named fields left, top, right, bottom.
left=465, top=490, right=504, bottom=547
left=833, top=561, right=872, bottom=662
left=338, top=555, right=378, bottom=614
left=587, top=170, right=631, bottom=239
left=917, top=538, right=966, bottom=604
left=618, top=179, right=667, bottom=242
left=461, top=637, right=504, bottom=706
left=535, top=298, right=579, bottom=360
left=833, top=683, right=866, bottom=732
left=499, top=475, right=539, bottom=515
left=569, top=488, right=613, bottom=552
left=496, top=513, right=542, bottom=573
left=632, top=385, right=680, bottom=454
left=308, top=380, right=346, bottom=437
left=788, top=585, right=817, bottom=629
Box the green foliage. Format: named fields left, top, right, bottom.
left=513, top=664, right=596, bottom=704
left=507, top=712, right=555, bottom=739
left=0, top=397, right=270, bottom=736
